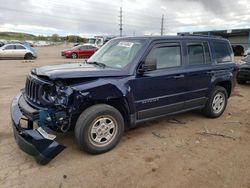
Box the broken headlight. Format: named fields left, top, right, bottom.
left=38, top=84, right=73, bottom=107
left=55, top=86, right=73, bottom=107
left=39, top=84, right=56, bottom=106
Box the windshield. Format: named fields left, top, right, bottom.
left=87, top=39, right=146, bottom=69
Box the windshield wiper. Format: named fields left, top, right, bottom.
left=87, top=61, right=106, bottom=68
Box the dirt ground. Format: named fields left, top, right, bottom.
left=0, top=45, right=250, bottom=188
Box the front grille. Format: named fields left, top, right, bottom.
left=25, top=74, right=53, bottom=106
left=25, top=76, right=42, bottom=104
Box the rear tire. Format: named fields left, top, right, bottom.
left=203, top=86, right=228, bottom=118
left=75, top=104, right=124, bottom=154
left=24, top=53, right=33, bottom=59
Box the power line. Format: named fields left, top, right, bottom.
left=119, top=7, right=123, bottom=37
left=160, top=14, right=164, bottom=36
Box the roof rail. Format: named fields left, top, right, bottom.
left=177, top=33, right=223, bottom=39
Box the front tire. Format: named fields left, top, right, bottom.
left=71, top=53, right=78, bottom=59
left=203, top=86, right=228, bottom=118
left=75, top=104, right=124, bottom=154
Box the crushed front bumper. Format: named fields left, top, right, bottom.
left=11, top=92, right=65, bottom=165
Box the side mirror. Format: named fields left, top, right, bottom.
left=138, top=58, right=157, bottom=73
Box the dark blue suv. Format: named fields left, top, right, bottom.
left=11, top=36, right=237, bottom=164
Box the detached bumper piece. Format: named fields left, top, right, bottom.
left=11, top=93, right=65, bottom=165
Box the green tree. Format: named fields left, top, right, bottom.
left=51, top=34, right=59, bottom=42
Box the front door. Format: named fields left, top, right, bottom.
left=130, top=42, right=187, bottom=120
left=2, top=44, right=15, bottom=58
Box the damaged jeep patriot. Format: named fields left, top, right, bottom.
left=11, top=36, right=237, bottom=164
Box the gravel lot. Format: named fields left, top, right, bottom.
left=1, top=45, right=250, bottom=188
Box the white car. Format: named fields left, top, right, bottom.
left=0, top=43, right=37, bottom=59
left=244, top=48, right=250, bottom=56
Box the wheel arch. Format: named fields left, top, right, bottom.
left=215, top=80, right=232, bottom=97
left=75, top=97, right=132, bottom=130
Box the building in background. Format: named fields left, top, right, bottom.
left=178, top=28, right=250, bottom=56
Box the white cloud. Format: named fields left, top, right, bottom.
left=1, top=0, right=250, bottom=36
left=0, top=24, right=60, bottom=35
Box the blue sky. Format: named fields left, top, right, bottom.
left=0, top=0, right=250, bottom=37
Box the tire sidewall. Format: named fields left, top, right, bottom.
left=24, top=53, right=33, bottom=59
left=206, top=86, right=228, bottom=118
left=75, top=105, right=124, bottom=154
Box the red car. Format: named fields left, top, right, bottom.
left=63, top=45, right=98, bottom=59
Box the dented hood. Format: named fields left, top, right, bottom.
left=32, top=63, right=128, bottom=80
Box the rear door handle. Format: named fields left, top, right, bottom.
left=173, top=74, right=185, bottom=79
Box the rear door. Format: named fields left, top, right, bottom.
left=184, top=40, right=213, bottom=109
left=130, top=41, right=187, bottom=120
left=84, top=46, right=96, bottom=57
left=15, top=44, right=27, bottom=58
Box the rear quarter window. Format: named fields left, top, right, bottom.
left=213, top=41, right=232, bottom=63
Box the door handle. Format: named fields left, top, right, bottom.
left=173, top=74, right=185, bottom=79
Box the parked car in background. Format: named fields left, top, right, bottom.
left=0, top=43, right=37, bottom=59
left=63, top=44, right=98, bottom=58
left=0, top=41, right=5, bottom=47
left=237, top=55, right=250, bottom=84
left=73, top=43, right=80, bottom=47
left=33, top=41, right=51, bottom=47
left=243, top=48, right=250, bottom=56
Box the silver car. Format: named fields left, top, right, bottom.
left=0, top=43, right=37, bottom=59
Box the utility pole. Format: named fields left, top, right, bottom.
left=160, top=14, right=164, bottom=36
left=119, top=7, right=123, bottom=37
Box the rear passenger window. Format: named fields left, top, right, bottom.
left=146, top=44, right=181, bottom=69
left=16, top=45, right=25, bottom=49
left=213, top=41, right=232, bottom=63
left=188, top=42, right=211, bottom=65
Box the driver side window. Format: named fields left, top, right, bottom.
left=146, top=44, right=181, bottom=69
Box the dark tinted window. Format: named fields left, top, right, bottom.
left=4, top=45, right=15, bottom=50
left=146, top=44, right=181, bottom=69
left=188, top=44, right=204, bottom=65
left=16, top=45, right=25, bottom=49
left=188, top=42, right=211, bottom=65
left=213, top=41, right=231, bottom=63
left=79, top=46, right=87, bottom=50
left=87, top=46, right=96, bottom=49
